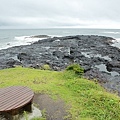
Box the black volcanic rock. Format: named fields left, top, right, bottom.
left=0, top=35, right=120, bottom=95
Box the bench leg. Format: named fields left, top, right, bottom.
left=23, top=101, right=32, bottom=113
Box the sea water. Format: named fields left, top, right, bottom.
left=0, top=28, right=120, bottom=50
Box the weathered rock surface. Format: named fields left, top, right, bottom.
left=0, top=35, right=120, bottom=95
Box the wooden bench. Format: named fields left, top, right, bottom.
left=0, top=86, right=34, bottom=119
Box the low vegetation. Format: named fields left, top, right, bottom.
left=0, top=65, right=120, bottom=120
left=66, top=63, right=84, bottom=76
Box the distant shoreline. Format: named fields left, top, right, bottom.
left=1, top=28, right=120, bottom=50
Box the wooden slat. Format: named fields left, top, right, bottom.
left=3, top=94, right=33, bottom=111
left=0, top=86, right=34, bottom=112
left=5, top=96, right=33, bottom=111
left=0, top=88, right=31, bottom=103
left=0, top=92, right=32, bottom=110
left=0, top=88, right=31, bottom=104
left=0, top=86, right=27, bottom=96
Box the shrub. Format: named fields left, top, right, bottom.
left=66, top=64, right=84, bottom=76
left=41, top=64, right=51, bottom=70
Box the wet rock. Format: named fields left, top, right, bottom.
left=106, top=61, right=120, bottom=73
left=30, top=35, right=49, bottom=38
left=6, top=58, right=21, bottom=67
left=17, top=53, right=31, bottom=61
left=0, top=58, right=21, bottom=69
left=53, top=51, right=64, bottom=59
left=84, top=68, right=109, bottom=83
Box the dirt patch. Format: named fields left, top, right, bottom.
left=33, top=93, right=70, bottom=120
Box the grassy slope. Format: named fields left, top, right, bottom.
left=0, top=67, right=120, bottom=120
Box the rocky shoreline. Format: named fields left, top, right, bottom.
left=0, top=35, right=120, bottom=95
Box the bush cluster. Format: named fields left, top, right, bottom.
left=66, top=64, right=84, bottom=76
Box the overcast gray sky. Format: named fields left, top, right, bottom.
left=0, top=0, right=120, bottom=29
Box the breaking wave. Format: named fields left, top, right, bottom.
left=103, top=31, right=120, bottom=34
left=0, top=35, right=50, bottom=50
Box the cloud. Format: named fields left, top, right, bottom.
left=0, top=0, right=120, bottom=28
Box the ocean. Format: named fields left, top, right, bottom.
left=0, top=28, right=120, bottom=50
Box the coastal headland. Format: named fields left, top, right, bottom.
left=0, top=35, right=120, bottom=95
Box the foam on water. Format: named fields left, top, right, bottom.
left=103, top=31, right=120, bottom=34
left=0, top=35, right=49, bottom=50
left=14, top=36, right=41, bottom=44
left=112, top=38, right=120, bottom=49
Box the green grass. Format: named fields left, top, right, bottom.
left=0, top=66, right=120, bottom=120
